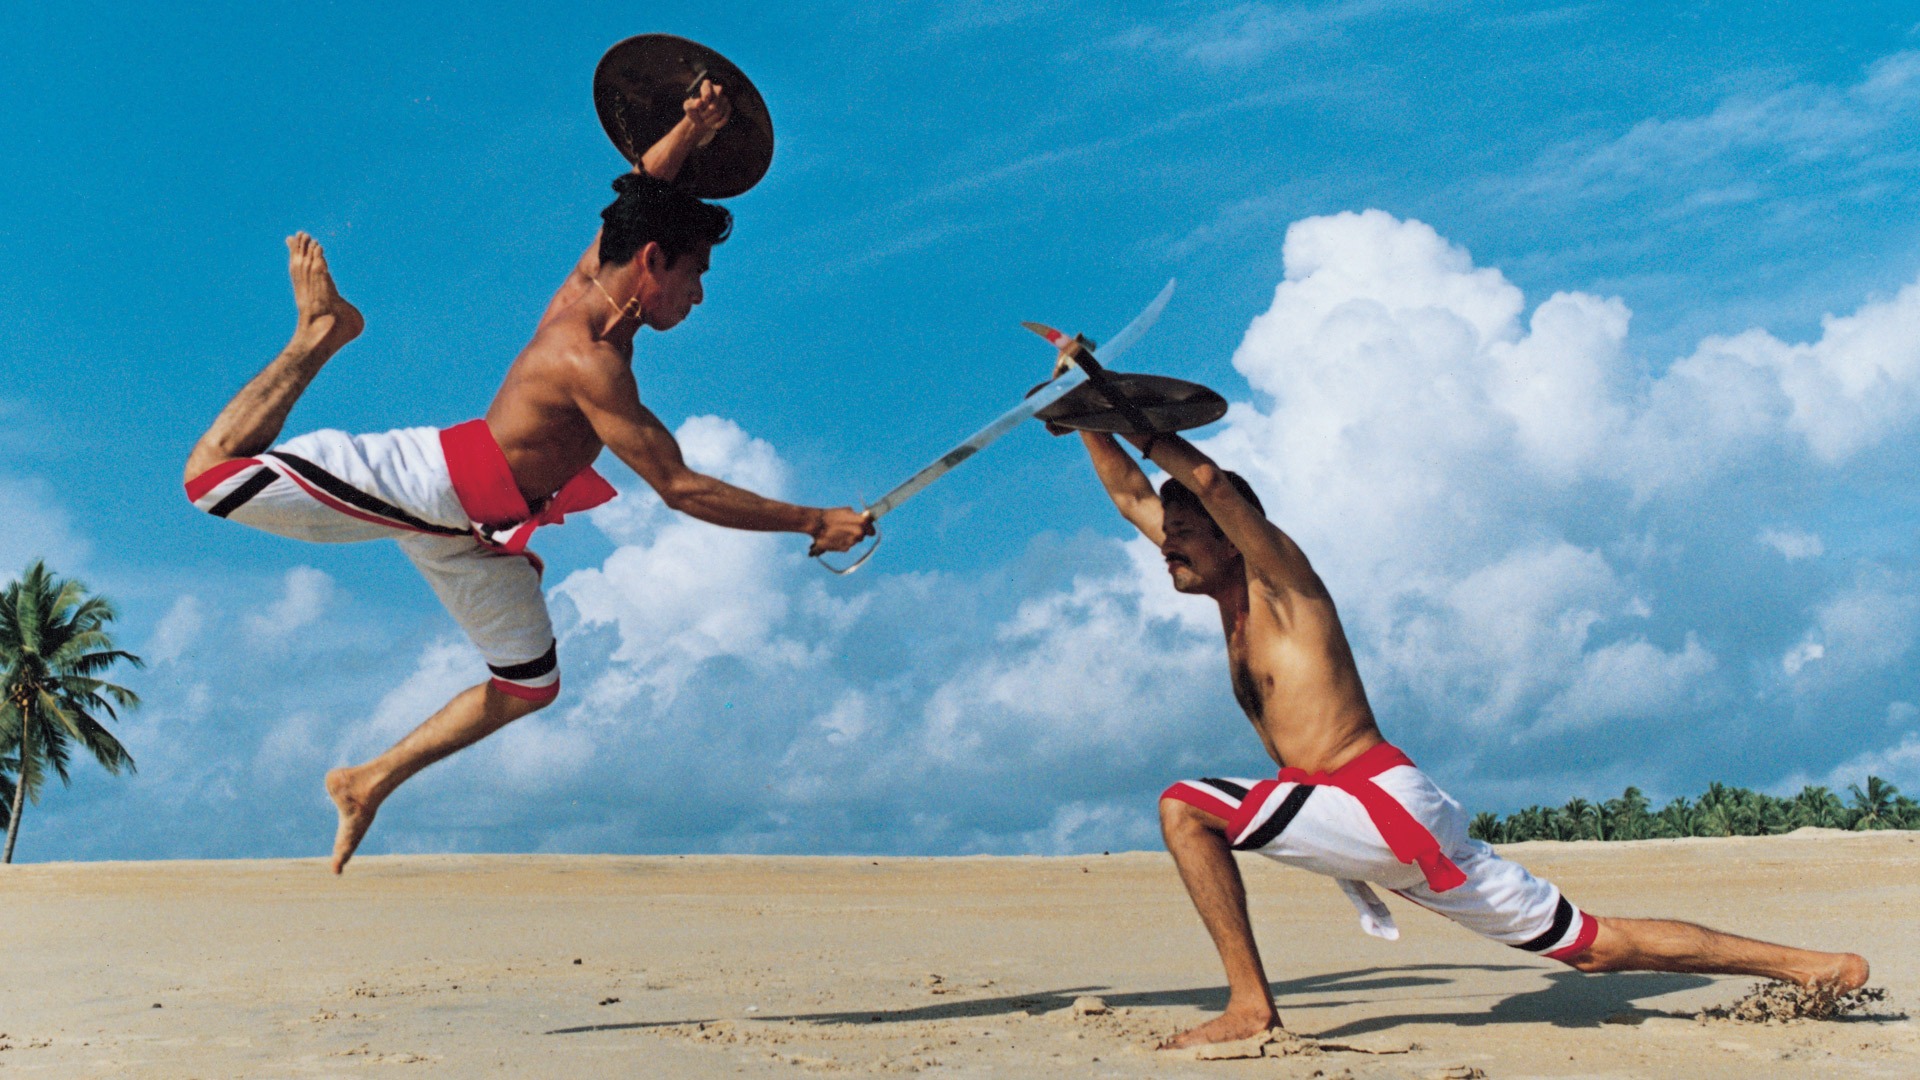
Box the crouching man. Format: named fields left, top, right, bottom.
left=1060, top=370, right=1868, bottom=1047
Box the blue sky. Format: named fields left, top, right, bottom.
left=4, top=1, right=1919, bottom=861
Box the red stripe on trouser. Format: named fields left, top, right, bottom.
left=184, top=458, right=263, bottom=502
left=1546, top=912, right=1600, bottom=963
left=1161, top=782, right=1239, bottom=825
left=490, top=676, right=560, bottom=703
left=1277, top=743, right=1467, bottom=892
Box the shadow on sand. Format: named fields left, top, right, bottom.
left=1306, top=968, right=1715, bottom=1037
left=550, top=962, right=1725, bottom=1036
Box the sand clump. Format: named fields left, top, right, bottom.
left=1697, top=980, right=1890, bottom=1023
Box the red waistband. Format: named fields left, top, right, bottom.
left=1309, top=741, right=1418, bottom=782
left=1277, top=741, right=1467, bottom=893
left=439, top=420, right=616, bottom=549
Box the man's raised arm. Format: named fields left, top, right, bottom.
left=537, top=81, right=734, bottom=329
left=1129, top=432, right=1319, bottom=596
left=1053, top=342, right=1165, bottom=542
left=572, top=352, right=871, bottom=555
left=1079, top=430, right=1166, bottom=544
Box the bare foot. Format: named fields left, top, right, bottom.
left=1803, top=952, right=1870, bottom=993
left=325, top=767, right=382, bottom=875
left=1157, top=1005, right=1282, bottom=1050
left=286, top=232, right=364, bottom=359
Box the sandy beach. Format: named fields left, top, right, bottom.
left=3, top=830, right=1915, bottom=1078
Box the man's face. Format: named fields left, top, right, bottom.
left=639, top=242, right=711, bottom=331
left=1159, top=502, right=1242, bottom=594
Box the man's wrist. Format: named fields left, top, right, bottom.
left=803, top=507, right=826, bottom=537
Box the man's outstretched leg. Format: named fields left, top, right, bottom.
left=1157, top=797, right=1283, bottom=1049
left=184, top=233, right=364, bottom=483
left=1562, top=916, right=1869, bottom=990
left=325, top=682, right=551, bottom=874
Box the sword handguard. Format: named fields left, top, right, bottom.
left=815, top=516, right=882, bottom=576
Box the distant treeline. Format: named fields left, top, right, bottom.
left=1468, top=777, right=1918, bottom=843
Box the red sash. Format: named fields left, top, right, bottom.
left=1278, top=743, right=1467, bottom=892
left=439, top=419, right=616, bottom=553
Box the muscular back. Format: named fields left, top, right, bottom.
left=482, top=307, right=623, bottom=504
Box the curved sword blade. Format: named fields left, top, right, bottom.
left=859, top=280, right=1177, bottom=524
left=1094, top=277, right=1175, bottom=364
left=865, top=367, right=1087, bottom=520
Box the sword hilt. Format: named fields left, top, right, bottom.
left=1065, top=339, right=1162, bottom=442
left=815, top=509, right=882, bottom=575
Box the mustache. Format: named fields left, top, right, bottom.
left=1163, top=552, right=1192, bottom=568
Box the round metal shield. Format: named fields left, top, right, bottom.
left=593, top=34, right=774, bottom=198
left=1035, top=373, right=1229, bottom=434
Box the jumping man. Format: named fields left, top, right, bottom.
left=1055, top=345, right=1869, bottom=1048
left=184, top=82, right=871, bottom=873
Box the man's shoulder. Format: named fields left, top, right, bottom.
left=524, top=320, right=632, bottom=383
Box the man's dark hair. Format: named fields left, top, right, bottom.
left=599, top=172, right=733, bottom=268
left=1159, top=471, right=1264, bottom=539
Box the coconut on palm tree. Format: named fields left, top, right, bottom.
left=0, top=560, right=142, bottom=864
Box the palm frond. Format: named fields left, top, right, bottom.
left=69, top=708, right=134, bottom=775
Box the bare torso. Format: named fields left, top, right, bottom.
left=1222, top=565, right=1383, bottom=775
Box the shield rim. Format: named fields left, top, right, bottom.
left=1034, top=372, right=1229, bottom=434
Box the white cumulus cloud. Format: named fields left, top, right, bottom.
left=246, top=566, right=335, bottom=642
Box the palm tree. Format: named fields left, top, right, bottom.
left=1847, top=777, right=1900, bottom=831
left=1554, top=798, right=1593, bottom=841
left=1507, top=806, right=1551, bottom=842
left=1653, top=797, right=1694, bottom=838
left=1470, top=811, right=1502, bottom=843
left=1892, top=794, right=1920, bottom=830
left=1603, top=787, right=1651, bottom=841
left=1790, top=785, right=1847, bottom=829
left=0, top=561, right=142, bottom=864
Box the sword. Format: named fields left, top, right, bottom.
left=818, top=279, right=1176, bottom=574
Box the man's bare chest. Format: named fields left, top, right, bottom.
left=1225, top=629, right=1273, bottom=723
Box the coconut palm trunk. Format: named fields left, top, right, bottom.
left=3, top=718, right=26, bottom=864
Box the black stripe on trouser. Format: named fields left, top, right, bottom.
left=1197, top=777, right=1250, bottom=801
left=1232, top=785, right=1315, bottom=850
left=1514, top=896, right=1575, bottom=952
left=207, top=468, right=279, bottom=518
left=488, top=640, right=558, bottom=682
left=265, top=451, right=468, bottom=537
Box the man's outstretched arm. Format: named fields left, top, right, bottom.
left=536, top=80, right=733, bottom=329
left=572, top=353, right=871, bottom=554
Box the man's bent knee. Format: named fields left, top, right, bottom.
left=1160, top=795, right=1230, bottom=837
left=184, top=448, right=250, bottom=500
